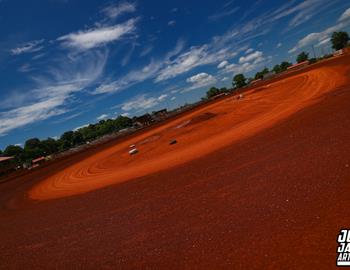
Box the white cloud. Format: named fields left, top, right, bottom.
left=74, top=124, right=89, bottom=131
left=245, top=48, right=254, bottom=54
left=219, top=51, right=267, bottom=76
left=158, top=94, right=168, bottom=101
left=156, top=45, right=208, bottom=82
left=0, top=97, right=67, bottom=136
left=186, top=72, right=217, bottom=90
left=239, top=51, right=263, bottom=64
left=208, top=7, right=240, bottom=21
left=170, top=96, right=176, bottom=101
left=58, top=18, right=137, bottom=50
left=120, top=94, right=164, bottom=111
left=11, top=39, right=44, bottom=55
left=93, top=40, right=186, bottom=94
left=270, top=0, right=337, bottom=29
left=18, top=64, right=33, bottom=73
left=288, top=9, right=350, bottom=53
left=168, top=20, right=176, bottom=26
left=140, top=45, right=153, bottom=57
left=339, top=7, right=350, bottom=22
left=0, top=51, right=107, bottom=135
left=276, top=42, right=282, bottom=48
left=316, top=37, right=331, bottom=47
left=93, top=59, right=163, bottom=95
left=97, top=114, right=109, bottom=120
left=217, top=60, right=229, bottom=69
left=155, top=44, right=238, bottom=82
left=101, top=1, right=136, bottom=19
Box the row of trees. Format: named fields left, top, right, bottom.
left=0, top=115, right=133, bottom=166
left=206, top=87, right=229, bottom=98
left=231, top=59, right=293, bottom=90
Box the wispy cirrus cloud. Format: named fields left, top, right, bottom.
left=185, top=72, right=217, bottom=91
left=339, top=7, right=350, bottom=22
left=96, top=114, right=109, bottom=120
left=218, top=50, right=267, bottom=76
left=239, top=51, right=263, bottom=64
left=168, top=20, right=176, bottom=26
left=140, top=45, right=153, bottom=57
left=119, top=94, right=168, bottom=112
left=155, top=44, right=240, bottom=82
left=217, top=60, right=229, bottom=69
left=269, top=0, right=336, bottom=29
left=93, top=39, right=186, bottom=95
left=209, top=7, right=239, bottom=21
left=289, top=7, right=350, bottom=53
left=58, top=18, right=137, bottom=50
left=101, top=1, right=136, bottom=19
left=11, top=39, right=45, bottom=55
left=0, top=51, right=108, bottom=135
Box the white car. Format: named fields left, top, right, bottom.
left=129, top=148, right=138, bottom=155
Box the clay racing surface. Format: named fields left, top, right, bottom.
left=0, top=55, right=350, bottom=269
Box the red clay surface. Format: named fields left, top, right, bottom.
left=0, top=55, right=350, bottom=269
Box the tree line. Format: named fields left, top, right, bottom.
left=0, top=115, right=133, bottom=166
left=206, top=31, right=349, bottom=99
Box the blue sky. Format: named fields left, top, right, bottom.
left=0, top=0, right=350, bottom=149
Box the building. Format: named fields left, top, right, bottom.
left=333, top=49, right=344, bottom=57
left=263, top=71, right=275, bottom=80
left=31, top=156, right=46, bottom=168
left=250, top=78, right=262, bottom=85
left=287, top=60, right=309, bottom=71
left=0, top=156, right=16, bottom=175
left=210, top=92, right=226, bottom=100
left=152, top=109, right=168, bottom=121
left=133, top=114, right=154, bottom=127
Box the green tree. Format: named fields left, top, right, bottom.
left=24, top=138, right=41, bottom=149
left=206, top=87, right=220, bottom=98
left=232, top=74, right=247, bottom=89
left=114, top=115, right=132, bottom=130
left=24, top=138, right=46, bottom=160
left=40, top=138, right=59, bottom=155
left=296, top=52, right=309, bottom=63
left=79, top=125, right=98, bottom=142
left=273, top=64, right=281, bottom=74
left=331, top=31, right=349, bottom=50
left=4, top=145, right=24, bottom=164
left=254, top=68, right=269, bottom=80
left=60, top=131, right=75, bottom=150
left=280, top=61, right=292, bottom=71
left=72, top=131, right=85, bottom=145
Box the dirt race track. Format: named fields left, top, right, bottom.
left=1, top=55, right=350, bottom=269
